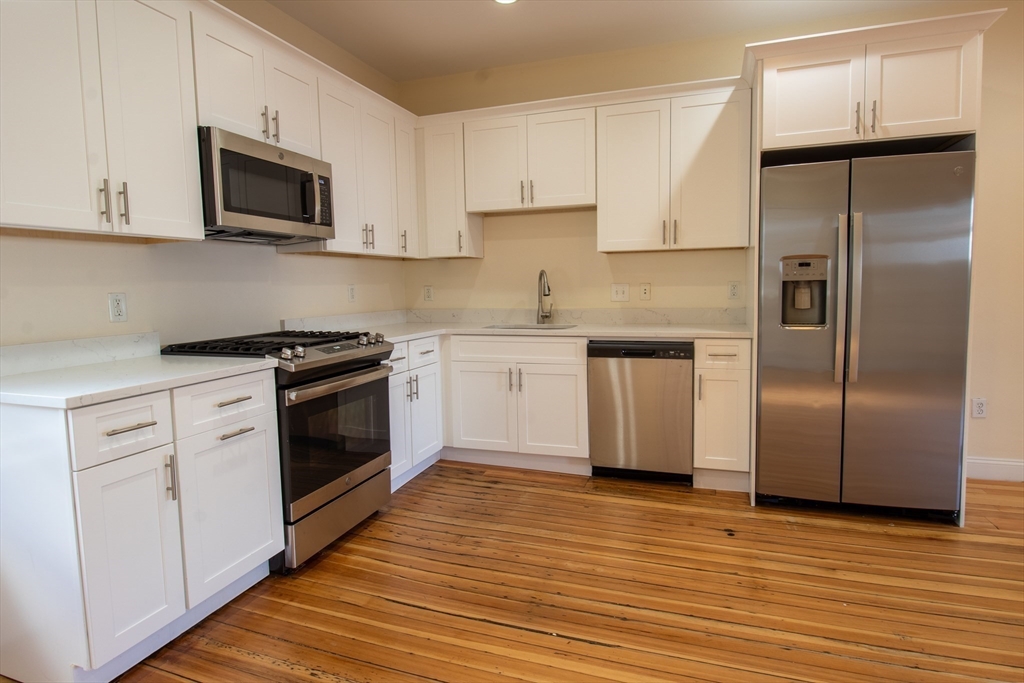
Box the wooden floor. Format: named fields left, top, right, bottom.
left=123, top=463, right=1024, bottom=682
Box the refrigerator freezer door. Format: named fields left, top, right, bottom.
left=843, top=152, right=974, bottom=510
left=757, top=161, right=849, bottom=502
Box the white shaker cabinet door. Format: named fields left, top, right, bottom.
left=693, top=368, right=751, bottom=472
left=423, top=124, right=481, bottom=258
left=389, top=371, right=413, bottom=480
left=410, top=363, right=444, bottom=465
left=0, top=0, right=109, bottom=233
left=395, top=118, right=420, bottom=257
left=175, top=411, right=284, bottom=607
left=450, top=362, right=518, bottom=452
left=317, top=77, right=365, bottom=254
left=670, top=90, right=750, bottom=250
left=361, top=105, right=400, bottom=255
left=73, top=444, right=186, bottom=669
left=264, top=47, right=321, bottom=158
left=516, top=363, right=589, bottom=458
left=527, top=108, right=596, bottom=209
left=464, top=116, right=528, bottom=212
left=191, top=9, right=268, bottom=143
left=865, top=32, right=979, bottom=140
left=762, top=46, right=866, bottom=149
left=597, top=100, right=671, bottom=252
left=96, top=0, right=202, bottom=240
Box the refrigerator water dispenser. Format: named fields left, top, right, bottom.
left=780, top=256, right=827, bottom=326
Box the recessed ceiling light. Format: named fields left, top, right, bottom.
left=495, top=0, right=517, bottom=4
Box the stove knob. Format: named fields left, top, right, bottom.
left=293, top=345, right=306, bottom=358
left=280, top=347, right=294, bottom=360
left=357, top=334, right=369, bottom=346
left=375, top=333, right=385, bottom=344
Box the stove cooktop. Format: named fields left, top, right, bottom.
left=161, top=330, right=361, bottom=357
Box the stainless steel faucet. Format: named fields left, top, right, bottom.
left=537, top=269, right=553, bottom=324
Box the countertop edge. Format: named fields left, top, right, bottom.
left=379, top=325, right=753, bottom=344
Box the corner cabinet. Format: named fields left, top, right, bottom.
left=762, top=32, right=980, bottom=149
left=419, top=124, right=484, bottom=258
left=597, top=90, right=750, bottom=253
left=693, top=340, right=751, bottom=472
left=0, top=0, right=203, bottom=240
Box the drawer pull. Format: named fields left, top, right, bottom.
left=418, top=349, right=435, bottom=355
left=390, top=356, right=407, bottom=362
left=105, top=420, right=157, bottom=437
left=219, top=426, right=255, bottom=441
left=707, top=353, right=738, bottom=358
left=216, top=395, right=252, bottom=408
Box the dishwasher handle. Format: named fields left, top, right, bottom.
left=620, top=349, right=657, bottom=358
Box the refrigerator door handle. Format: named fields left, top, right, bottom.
left=848, top=211, right=864, bottom=382
left=835, top=213, right=849, bottom=383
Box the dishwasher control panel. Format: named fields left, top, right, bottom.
left=587, top=341, right=694, bottom=360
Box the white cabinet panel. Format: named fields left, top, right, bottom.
left=0, top=0, right=108, bottom=233
left=763, top=46, right=866, bottom=149
left=175, top=411, right=283, bottom=607
left=171, top=369, right=275, bottom=440
left=389, top=372, right=413, bottom=480
left=597, top=100, right=671, bottom=252
left=694, top=368, right=750, bottom=472
left=423, top=124, right=482, bottom=258
left=517, top=364, right=588, bottom=458
left=316, top=78, right=364, bottom=253
left=191, top=9, right=267, bottom=142
left=361, top=105, right=399, bottom=255
left=450, top=362, right=518, bottom=451
left=97, top=0, right=202, bottom=239
left=73, top=444, right=185, bottom=668
left=464, top=116, right=528, bottom=212
left=410, top=364, right=443, bottom=464
left=408, top=336, right=440, bottom=369
left=451, top=335, right=587, bottom=365
left=527, top=109, right=596, bottom=209
left=69, top=391, right=174, bottom=471
left=866, top=32, right=978, bottom=139
left=264, top=48, right=320, bottom=157
left=695, top=339, right=751, bottom=370
left=395, top=119, right=420, bottom=257
left=670, top=91, right=750, bottom=249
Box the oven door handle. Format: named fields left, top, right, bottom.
left=285, top=365, right=393, bottom=406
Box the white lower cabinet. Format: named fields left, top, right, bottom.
left=516, top=363, right=589, bottom=458
left=693, top=340, right=751, bottom=472
left=389, top=371, right=413, bottom=479
left=174, top=410, right=283, bottom=607
left=73, top=443, right=186, bottom=668
left=410, top=363, right=443, bottom=463
left=450, top=361, right=519, bottom=451
left=389, top=341, right=443, bottom=484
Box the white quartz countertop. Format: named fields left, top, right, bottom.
left=0, top=355, right=278, bottom=409
left=372, top=322, right=752, bottom=344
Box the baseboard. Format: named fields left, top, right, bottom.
left=966, top=457, right=1024, bottom=482
left=441, top=447, right=593, bottom=476
left=391, top=452, right=441, bottom=492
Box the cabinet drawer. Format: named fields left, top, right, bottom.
left=408, top=337, right=439, bottom=369
left=695, top=339, right=751, bottom=370
left=172, top=370, right=275, bottom=440
left=387, top=342, right=410, bottom=374
left=69, top=392, right=173, bottom=471
left=451, top=336, right=586, bottom=365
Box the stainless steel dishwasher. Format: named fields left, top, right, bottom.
left=588, top=341, right=694, bottom=476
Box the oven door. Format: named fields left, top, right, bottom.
left=279, top=365, right=391, bottom=523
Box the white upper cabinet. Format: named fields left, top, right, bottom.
left=763, top=31, right=980, bottom=149
left=670, top=90, right=751, bottom=250
left=193, top=9, right=319, bottom=157
left=361, top=105, right=400, bottom=256
left=395, top=118, right=421, bottom=258
left=865, top=32, right=979, bottom=139
left=596, top=100, right=672, bottom=252
left=464, top=109, right=595, bottom=212
left=421, top=124, right=484, bottom=258
left=0, top=0, right=201, bottom=240
left=315, top=77, right=364, bottom=254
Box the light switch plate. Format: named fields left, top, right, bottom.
left=611, top=284, right=629, bottom=302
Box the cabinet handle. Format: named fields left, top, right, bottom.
left=219, top=426, right=255, bottom=441
left=401, top=230, right=407, bottom=253
left=216, top=395, right=252, bottom=408
left=662, top=220, right=667, bottom=245
left=707, top=353, right=738, bottom=358
left=508, top=367, right=513, bottom=392
left=99, top=178, right=112, bottom=223
left=165, top=454, right=177, bottom=501
left=370, top=224, right=375, bottom=249
left=871, top=99, right=877, bottom=133
left=458, top=230, right=463, bottom=253
left=262, top=105, right=270, bottom=139
left=520, top=180, right=525, bottom=205
left=418, top=349, right=434, bottom=355
left=118, top=181, right=131, bottom=226
left=855, top=101, right=861, bottom=135
left=698, top=374, right=703, bottom=401
left=529, top=180, right=534, bottom=204
left=518, top=368, right=523, bottom=393
left=406, top=377, right=412, bottom=401
left=105, top=420, right=157, bottom=437
left=362, top=224, right=368, bottom=248
left=673, top=219, right=678, bottom=245
left=390, top=356, right=407, bottom=363
left=413, top=374, right=420, bottom=400
left=272, top=109, right=280, bottom=142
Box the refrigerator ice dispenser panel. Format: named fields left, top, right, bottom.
left=780, top=256, right=828, bottom=327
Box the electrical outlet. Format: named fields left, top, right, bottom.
left=347, top=285, right=356, bottom=303
left=108, top=292, right=127, bottom=322
left=728, top=281, right=741, bottom=300
left=611, top=284, right=629, bottom=302
left=639, top=283, right=651, bottom=301
left=971, top=398, right=987, bottom=418
left=423, top=285, right=434, bottom=302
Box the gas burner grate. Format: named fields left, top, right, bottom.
left=162, top=330, right=364, bottom=357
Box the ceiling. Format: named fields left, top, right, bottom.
left=267, top=0, right=938, bottom=82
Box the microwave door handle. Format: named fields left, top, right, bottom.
left=312, top=173, right=321, bottom=224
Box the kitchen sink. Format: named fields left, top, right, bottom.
left=485, top=324, right=577, bottom=330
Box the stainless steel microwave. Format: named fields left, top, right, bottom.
left=198, top=127, right=334, bottom=245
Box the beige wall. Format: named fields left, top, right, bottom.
left=0, top=231, right=405, bottom=347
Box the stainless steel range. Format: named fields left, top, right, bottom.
left=163, top=330, right=393, bottom=569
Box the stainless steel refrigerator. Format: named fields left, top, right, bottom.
left=757, top=151, right=974, bottom=511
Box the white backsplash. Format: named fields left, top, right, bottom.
left=0, top=332, right=160, bottom=377
left=281, top=309, right=409, bottom=332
